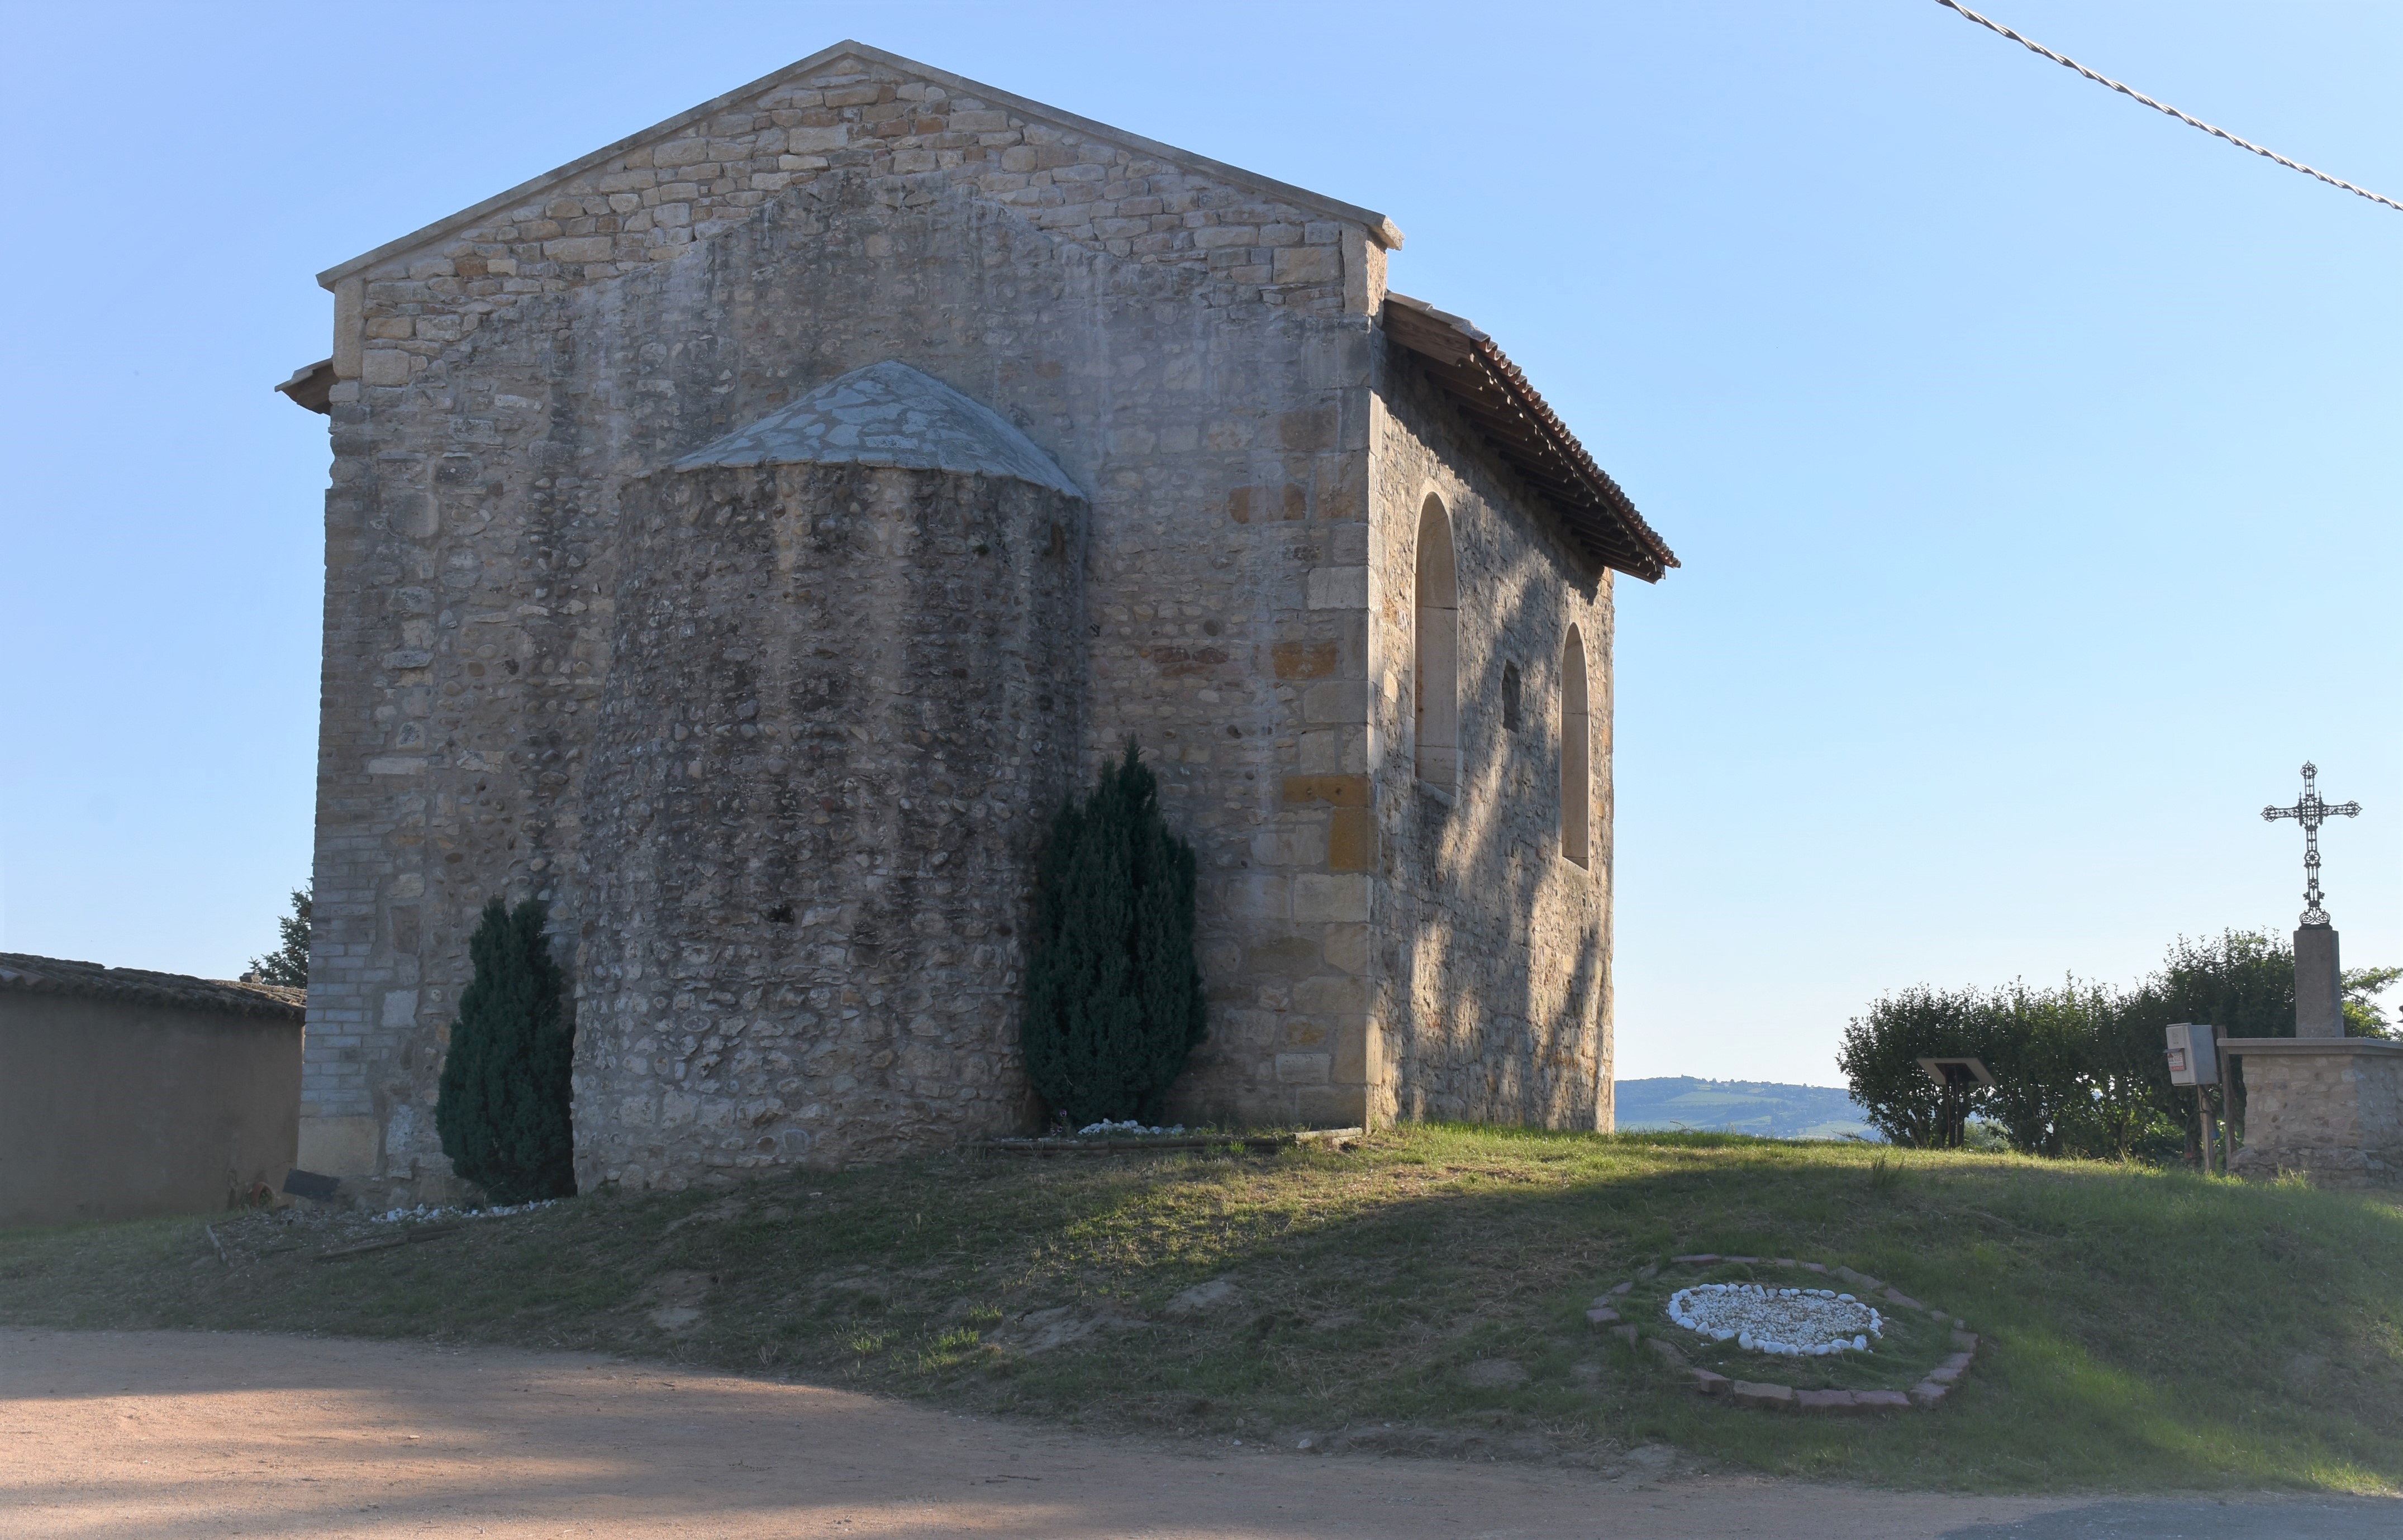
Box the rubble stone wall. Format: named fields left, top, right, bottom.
left=2230, top=1047, right=2403, bottom=1188
left=1363, top=354, right=1615, bottom=1131
left=572, top=461, right=1083, bottom=1187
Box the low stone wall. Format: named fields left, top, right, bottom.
left=0, top=956, right=304, bottom=1228
left=2225, top=1038, right=2403, bottom=1188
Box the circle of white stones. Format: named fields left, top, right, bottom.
left=1667, top=1282, right=1883, bottom=1358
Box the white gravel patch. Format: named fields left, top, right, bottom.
left=1668, top=1282, right=1883, bottom=1357
left=368, top=1199, right=561, bottom=1225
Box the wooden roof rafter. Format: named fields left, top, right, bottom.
left=1381, top=293, right=1677, bottom=584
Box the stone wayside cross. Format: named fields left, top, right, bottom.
left=2261, top=761, right=2362, bottom=928
left=2262, top=762, right=2360, bottom=1037
left=2221, top=763, right=2399, bottom=1186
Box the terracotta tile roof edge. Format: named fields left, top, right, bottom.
left=1382, top=292, right=1678, bottom=584
left=0, top=953, right=307, bottom=1022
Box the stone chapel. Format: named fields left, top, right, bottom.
left=277, top=41, right=1678, bottom=1204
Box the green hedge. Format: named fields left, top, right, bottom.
left=1838, top=931, right=2395, bottom=1159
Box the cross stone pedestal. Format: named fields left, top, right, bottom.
left=2223, top=1037, right=2403, bottom=1188
left=2294, top=924, right=2345, bottom=1037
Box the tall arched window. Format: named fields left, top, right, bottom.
left=1414, top=495, right=1458, bottom=790
left=1561, top=626, right=1590, bottom=867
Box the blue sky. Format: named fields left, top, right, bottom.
left=1, top=2, right=2393, bottom=1084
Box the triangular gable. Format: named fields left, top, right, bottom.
left=316, top=39, right=1401, bottom=290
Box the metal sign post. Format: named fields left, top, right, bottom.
left=2165, top=1023, right=2220, bottom=1175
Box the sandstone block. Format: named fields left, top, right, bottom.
left=1303, top=681, right=1364, bottom=723
left=1272, top=246, right=1341, bottom=285
left=1326, top=807, right=1372, bottom=872
left=1293, top=874, right=1369, bottom=924
left=1273, top=1052, right=1330, bottom=1085
left=1272, top=640, right=1339, bottom=678
left=546, top=236, right=615, bottom=263
left=1730, top=1381, right=1796, bottom=1411
left=1306, top=567, right=1367, bottom=609
left=1293, top=975, right=1370, bottom=1015
left=1281, top=774, right=1368, bottom=807
left=1796, top=1389, right=1858, bottom=1414
left=360, top=349, right=411, bottom=388
left=1853, top=1390, right=1911, bottom=1411
left=1690, top=1369, right=1731, bottom=1395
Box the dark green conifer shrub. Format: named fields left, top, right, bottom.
left=436, top=898, right=576, bottom=1202
left=1022, top=740, right=1207, bottom=1126
left=245, top=885, right=311, bottom=987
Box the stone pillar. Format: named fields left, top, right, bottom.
left=2295, top=923, right=2344, bottom=1037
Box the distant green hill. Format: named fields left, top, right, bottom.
left=1614, top=1077, right=1877, bottom=1141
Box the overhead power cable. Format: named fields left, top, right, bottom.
left=1933, top=0, right=2402, bottom=213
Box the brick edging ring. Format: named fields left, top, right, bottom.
left=1582, top=1252, right=1979, bottom=1413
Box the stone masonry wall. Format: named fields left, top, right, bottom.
left=302, top=48, right=1391, bottom=1198
left=2230, top=1048, right=2403, bottom=1188
left=572, top=461, right=1082, bottom=1187
left=1363, top=354, right=1615, bottom=1130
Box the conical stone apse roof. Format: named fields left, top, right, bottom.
left=672, top=360, right=1083, bottom=498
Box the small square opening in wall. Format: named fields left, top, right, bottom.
left=1501, top=661, right=1522, bottom=732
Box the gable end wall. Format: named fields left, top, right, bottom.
left=301, top=53, right=1393, bottom=1199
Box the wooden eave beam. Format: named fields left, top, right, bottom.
left=1380, top=293, right=1679, bottom=584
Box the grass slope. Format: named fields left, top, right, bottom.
left=3, top=1127, right=2398, bottom=1493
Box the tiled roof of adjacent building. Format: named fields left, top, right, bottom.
left=1383, top=293, right=1678, bottom=584
left=0, top=953, right=307, bottom=1022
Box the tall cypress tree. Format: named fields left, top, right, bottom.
left=436, top=898, right=576, bottom=1202
left=1022, top=739, right=1207, bottom=1125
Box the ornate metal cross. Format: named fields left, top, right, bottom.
left=2262, top=762, right=2362, bottom=926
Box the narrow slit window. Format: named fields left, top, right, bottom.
left=1501, top=661, right=1522, bottom=732
left=1414, top=495, right=1458, bottom=790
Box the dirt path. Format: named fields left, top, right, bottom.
left=0, top=1329, right=2368, bottom=1539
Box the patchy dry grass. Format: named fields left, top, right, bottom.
left=3, top=1126, right=2400, bottom=1493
